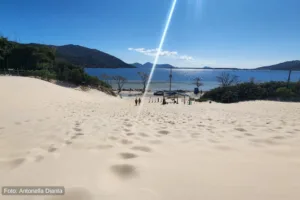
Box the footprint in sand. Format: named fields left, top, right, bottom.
left=110, top=164, right=138, bottom=179
left=48, top=145, right=58, bottom=153
left=35, top=155, right=44, bottom=162
left=286, top=131, right=295, bottom=135
left=126, top=132, right=135, bottom=136
left=235, top=128, right=247, bottom=132
left=119, top=152, right=138, bottom=159
left=65, top=140, right=72, bottom=145
left=71, top=135, right=78, bottom=140
left=244, top=132, right=254, bottom=137
left=139, top=133, right=149, bottom=138
left=0, top=158, right=26, bottom=169
left=73, top=127, right=82, bottom=132
left=158, top=130, right=170, bottom=135
left=109, top=136, right=118, bottom=141
left=124, top=123, right=133, bottom=128
left=14, top=122, right=22, bottom=125
left=120, top=139, right=133, bottom=145
left=75, top=132, right=84, bottom=136
left=75, top=121, right=81, bottom=126
left=131, top=146, right=152, bottom=152
left=12, top=158, right=26, bottom=168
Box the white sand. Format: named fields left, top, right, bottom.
left=0, top=76, right=300, bottom=200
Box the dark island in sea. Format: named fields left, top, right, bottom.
left=132, top=63, right=242, bottom=70
left=132, top=62, right=177, bottom=69
left=133, top=61, right=300, bottom=71
left=196, top=61, right=300, bottom=71
left=256, top=60, right=300, bottom=71
left=177, top=61, right=300, bottom=71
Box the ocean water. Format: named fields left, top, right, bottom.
left=85, top=68, right=300, bottom=91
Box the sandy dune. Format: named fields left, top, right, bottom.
left=0, top=76, right=300, bottom=200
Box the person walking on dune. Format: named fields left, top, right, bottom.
left=162, top=97, right=167, bottom=105
left=138, top=98, right=141, bottom=105
left=135, top=98, right=138, bottom=106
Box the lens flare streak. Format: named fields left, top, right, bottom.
left=137, top=0, right=177, bottom=115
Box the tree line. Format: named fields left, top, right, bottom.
left=201, top=72, right=300, bottom=103
left=0, top=37, right=111, bottom=91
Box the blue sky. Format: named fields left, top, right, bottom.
left=1, top=0, right=300, bottom=68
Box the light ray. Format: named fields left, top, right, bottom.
left=137, top=0, right=178, bottom=116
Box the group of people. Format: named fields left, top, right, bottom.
left=148, top=97, right=167, bottom=105
left=135, top=98, right=141, bottom=106
left=135, top=96, right=193, bottom=106
left=148, top=97, right=191, bottom=105
left=148, top=98, right=160, bottom=103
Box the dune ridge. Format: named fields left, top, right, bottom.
left=0, top=76, right=300, bottom=200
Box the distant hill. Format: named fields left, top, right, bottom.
left=55, top=45, right=135, bottom=68
left=28, top=43, right=135, bottom=68
left=257, top=60, right=300, bottom=71
left=131, top=62, right=143, bottom=68
left=132, top=63, right=241, bottom=70
left=132, top=62, right=177, bottom=68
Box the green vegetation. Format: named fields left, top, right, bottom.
left=202, top=81, right=300, bottom=103
left=0, top=37, right=15, bottom=70
left=0, top=37, right=113, bottom=95
left=195, top=98, right=210, bottom=102
left=275, top=87, right=295, bottom=98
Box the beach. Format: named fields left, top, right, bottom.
left=1, top=76, right=300, bottom=200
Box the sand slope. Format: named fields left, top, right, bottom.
left=0, top=76, right=300, bottom=200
